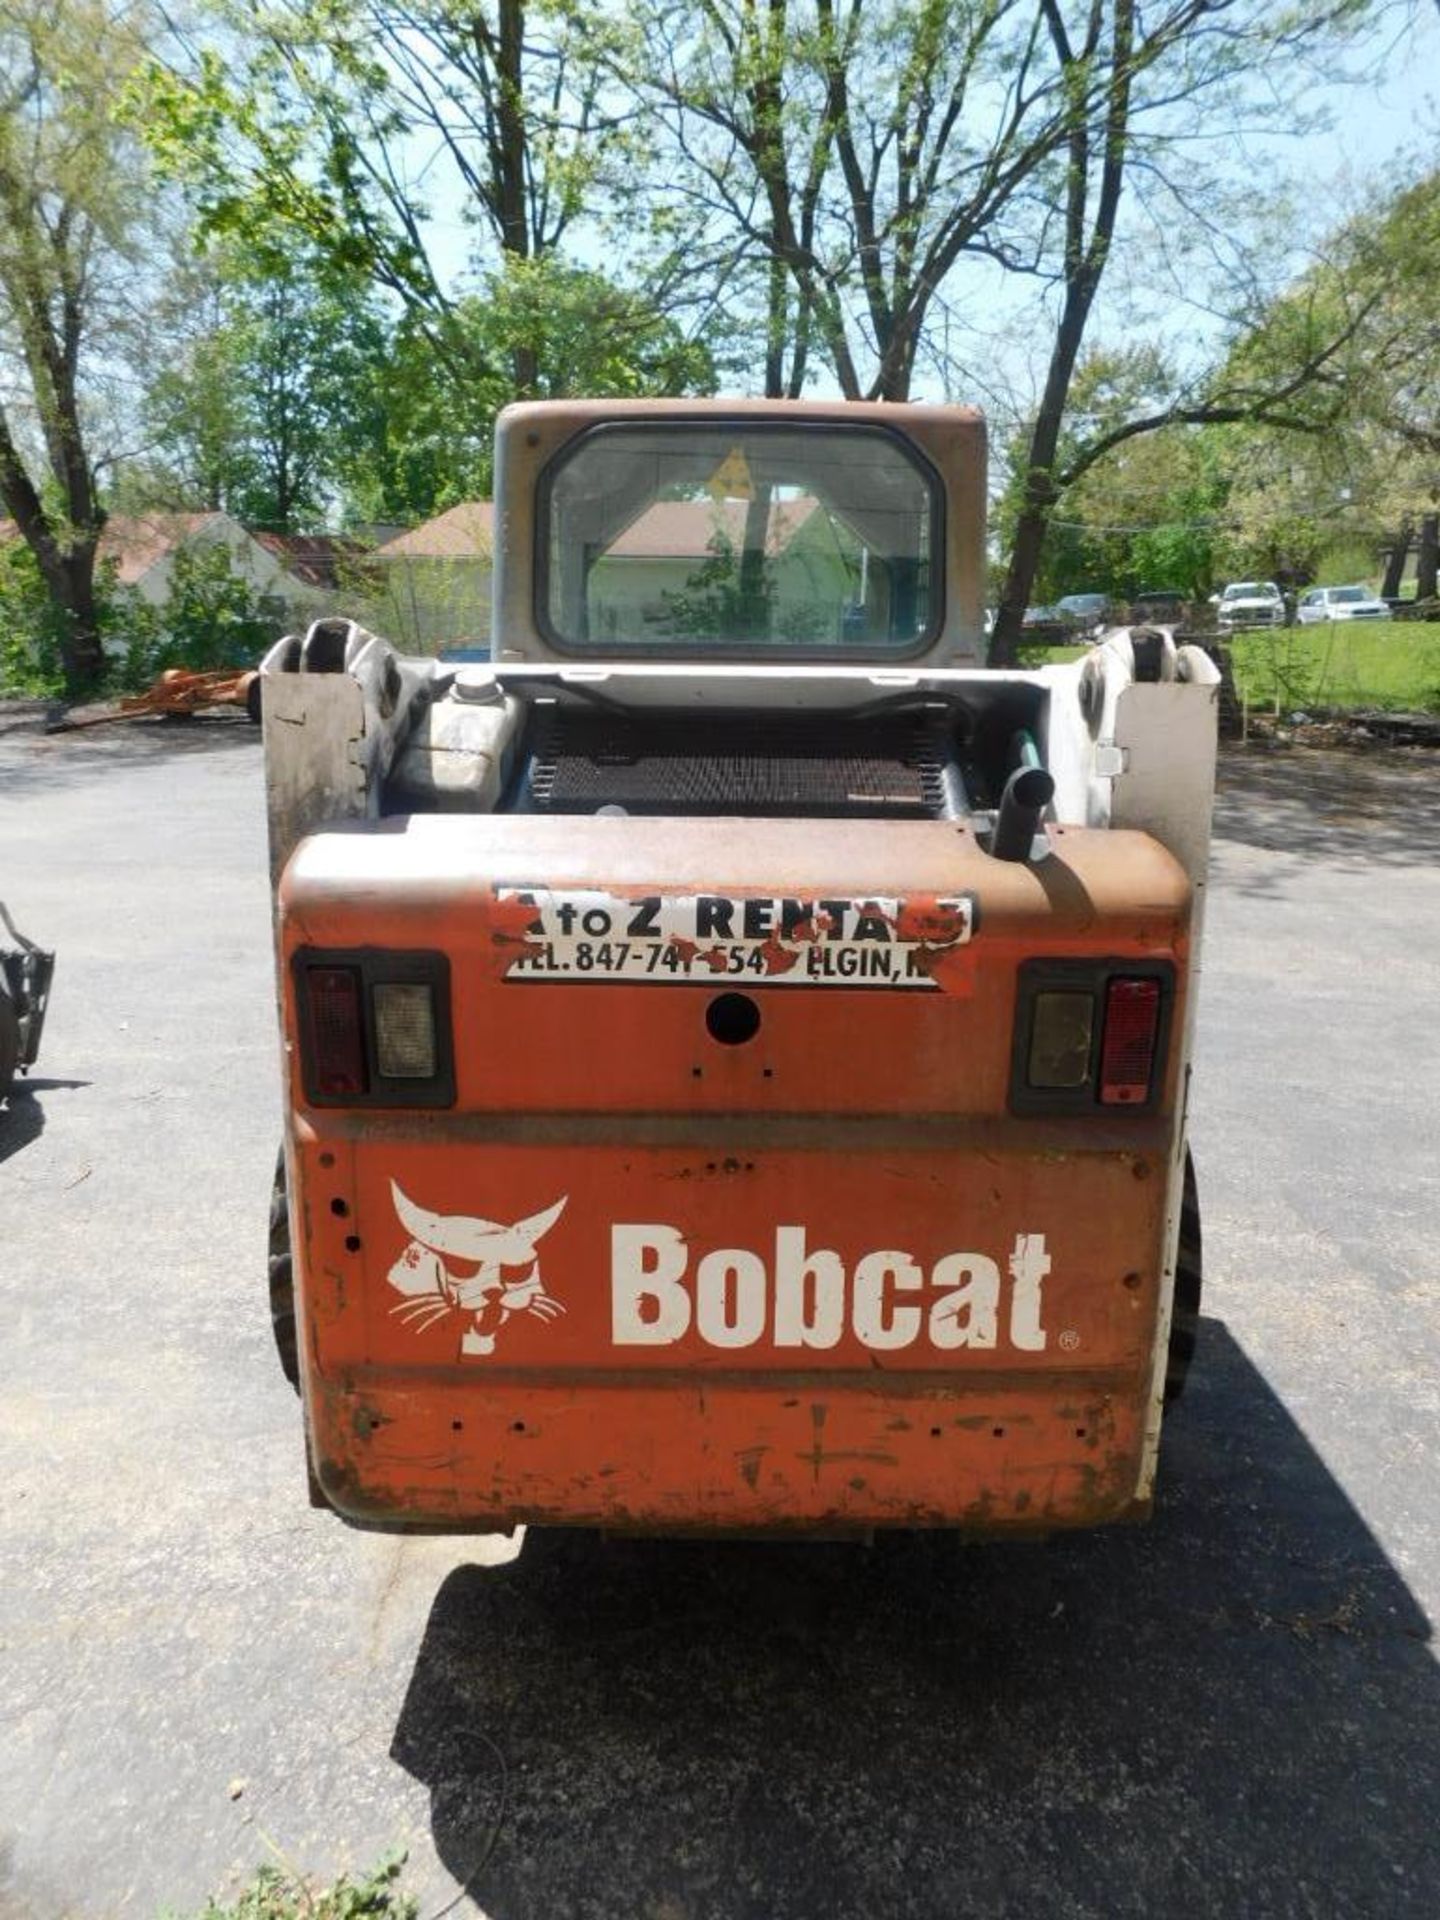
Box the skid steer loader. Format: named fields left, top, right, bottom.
left=262, top=400, right=1217, bottom=1535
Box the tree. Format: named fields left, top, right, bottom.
left=136, top=250, right=253, bottom=514
left=358, top=258, right=717, bottom=514
left=1045, top=168, right=1440, bottom=605
left=1312, top=171, right=1440, bottom=590
left=133, top=247, right=715, bottom=529
left=142, top=0, right=644, bottom=396
left=621, top=0, right=1113, bottom=400
left=608, top=2, right=1384, bottom=649
left=0, top=0, right=158, bottom=690
left=998, top=402, right=1232, bottom=603
left=139, top=0, right=1403, bottom=631
left=977, top=1, right=1383, bottom=659
left=133, top=249, right=394, bottom=532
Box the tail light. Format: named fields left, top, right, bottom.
left=1100, top=977, right=1162, bottom=1105
left=295, top=950, right=454, bottom=1107
left=306, top=966, right=367, bottom=1096
left=1011, top=961, right=1172, bottom=1113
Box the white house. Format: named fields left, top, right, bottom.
left=97, top=511, right=329, bottom=616
left=370, top=504, right=496, bottom=651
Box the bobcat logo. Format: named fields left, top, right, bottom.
left=387, top=1182, right=567, bottom=1358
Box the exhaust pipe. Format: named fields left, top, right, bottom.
left=990, top=765, right=1055, bottom=863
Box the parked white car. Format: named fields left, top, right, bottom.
left=1215, top=581, right=1286, bottom=630
left=1295, top=585, right=1390, bottom=624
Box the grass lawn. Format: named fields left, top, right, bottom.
left=1028, top=620, right=1440, bottom=713
left=1223, top=621, right=1440, bottom=714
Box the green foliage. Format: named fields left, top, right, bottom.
left=0, top=543, right=66, bottom=695
left=1, top=538, right=280, bottom=694
left=337, top=259, right=715, bottom=524
left=335, top=311, right=495, bottom=524
left=131, top=240, right=713, bottom=531
left=1012, top=420, right=1230, bottom=602
left=661, top=531, right=778, bottom=642
left=1313, top=541, right=1378, bottom=588
left=124, top=544, right=282, bottom=682
left=134, top=0, right=640, bottom=378
left=475, top=256, right=714, bottom=403
left=1190, top=170, right=1440, bottom=581
left=177, top=546, right=281, bottom=666
left=140, top=248, right=394, bottom=534
left=165, top=1846, right=416, bottom=1920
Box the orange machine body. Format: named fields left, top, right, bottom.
left=278, top=811, right=1192, bottom=1535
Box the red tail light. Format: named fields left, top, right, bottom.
left=1100, top=977, right=1162, bottom=1105
left=305, top=966, right=368, bottom=1097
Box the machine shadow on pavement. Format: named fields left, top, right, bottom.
left=391, top=1320, right=1438, bottom=1920
left=0, top=1080, right=89, bottom=1167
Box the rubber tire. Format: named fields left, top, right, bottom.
left=269, top=1146, right=301, bottom=1392
left=1164, top=1150, right=1203, bottom=1404
left=0, top=981, right=18, bottom=1102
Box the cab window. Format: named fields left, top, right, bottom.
left=538, top=422, right=940, bottom=656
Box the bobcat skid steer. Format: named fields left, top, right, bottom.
left=262, top=400, right=1218, bottom=1536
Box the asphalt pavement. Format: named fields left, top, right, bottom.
left=1, top=705, right=1437, bottom=1919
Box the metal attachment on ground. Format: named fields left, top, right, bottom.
left=0, top=901, right=55, bottom=1100
left=53, top=667, right=261, bottom=731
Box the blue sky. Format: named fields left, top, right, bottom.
left=1313, top=3, right=1439, bottom=177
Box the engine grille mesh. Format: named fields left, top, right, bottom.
left=522, top=708, right=961, bottom=818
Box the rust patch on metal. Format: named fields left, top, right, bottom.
left=807, top=1403, right=827, bottom=1484
left=488, top=890, right=545, bottom=950
left=754, top=933, right=801, bottom=975
left=894, top=898, right=969, bottom=946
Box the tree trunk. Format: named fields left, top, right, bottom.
left=1379, top=518, right=1411, bottom=601
left=50, top=539, right=107, bottom=692
left=764, top=253, right=787, bottom=399
left=511, top=342, right=539, bottom=398
left=990, top=275, right=1092, bottom=663
left=1416, top=514, right=1438, bottom=601
left=25, top=525, right=107, bottom=692
left=493, top=0, right=537, bottom=399
left=992, top=492, right=1056, bottom=664
left=989, top=0, right=1136, bottom=665
left=0, top=416, right=107, bottom=691
left=496, top=0, right=530, bottom=259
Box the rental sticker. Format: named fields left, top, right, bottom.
left=495, top=888, right=974, bottom=988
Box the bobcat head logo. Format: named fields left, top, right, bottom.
left=387, top=1182, right=567, bottom=1359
